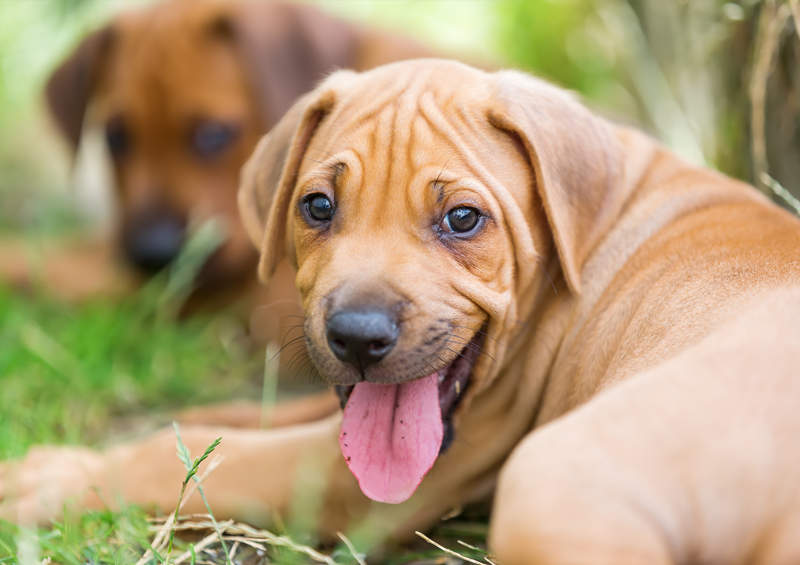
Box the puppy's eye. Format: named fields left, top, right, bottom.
left=303, top=193, right=335, bottom=223
left=105, top=116, right=130, bottom=159
left=444, top=206, right=481, bottom=234
left=190, top=120, right=239, bottom=158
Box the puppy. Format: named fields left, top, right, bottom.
left=10, top=0, right=431, bottom=317
left=5, top=60, right=800, bottom=564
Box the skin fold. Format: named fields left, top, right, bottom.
left=3, top=60, right=800, bottom=564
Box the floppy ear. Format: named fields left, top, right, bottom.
left=487, top=71, right=623, bottom=295
left=45, top=25, right=114, bottom=150
left=238, top=80, right=345, bottom=285
left=207, top=2, right=357, bottom=128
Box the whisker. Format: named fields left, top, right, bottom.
left=271, top=334, right=307, bottom=360
left=421, top=358, right=442, bottom=376
left=278, top=324, right=307, bottom=337
left=448, top=324, right=496, bottom=343
left=441, top=346, right=465, bottom=359
left=282, top=351, right=322, bottom=384
left=444, top=335, right=496, bottom=363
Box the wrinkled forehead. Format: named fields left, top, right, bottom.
left=298, top=63, right=533, bottom=205
left=301, top=65, right=470, bottom=175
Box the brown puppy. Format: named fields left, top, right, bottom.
left=4, top=60, right=800, bottom=563
left=8, top=0, right=430, bottom=318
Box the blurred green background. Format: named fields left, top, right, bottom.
left=1, top=0, right=799, bottom=561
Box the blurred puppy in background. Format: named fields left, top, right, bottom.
left=4, top=0, right=431, bottom=330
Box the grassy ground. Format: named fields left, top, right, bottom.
left=0, top=285, right=258, bottom=461
left=0, top=246, right=256, bottom=562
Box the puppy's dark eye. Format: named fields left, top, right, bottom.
left=444, top=206, right=481, bottom=234
left=105, top=116, right=130, bottom=159
left=303, top=193, right=335, bottom=223
left=190, top=120, right=239, bottom=158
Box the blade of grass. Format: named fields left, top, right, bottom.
left=414, top=531, right=492, bottom=565
left=169, top=423, right=230, bottom=565
left=260, top=343, right=280, bottom=428
left=336, top=532, right=366, bottom=565
left=761, top=173, right=800, bottom=216
left=157, top=220, right=226, bottom=318
left=750, top=0, right=791, bottom=192
left=172, top=529, right=224, bottom=564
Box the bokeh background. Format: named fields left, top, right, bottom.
left=1, top=0, right=799, bottom=562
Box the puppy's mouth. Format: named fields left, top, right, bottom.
left=335, top=328, right=484, bottom=504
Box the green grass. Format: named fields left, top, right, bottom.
left=0, top=286, right=256, bottom=562
left=0, top=282, right=260, bottom=461
left=0, top=507, right=154, bottom=564
left=0, top=219, right=261, bottom=465
left=0, top=226, right=261, bottom=561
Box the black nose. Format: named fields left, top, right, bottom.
left=326, top=308, right=399, bottom=370
left=122, top=215, right=185, bottom=273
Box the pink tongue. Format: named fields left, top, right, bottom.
left=339, top=374, right=443, bottom=504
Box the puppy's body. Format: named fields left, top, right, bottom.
left=4, top=61, right=800, bottom=564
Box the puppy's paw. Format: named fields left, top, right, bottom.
left=0, top=446, right=104, bottom=524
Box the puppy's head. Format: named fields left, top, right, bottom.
left=239, top=59, right=622, bottom=503
left=46, top=0, right=358, bottom=286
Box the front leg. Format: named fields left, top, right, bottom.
left=0, top=415, right=358, bottom=532
left=1, top=409, right=508, bottom=549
